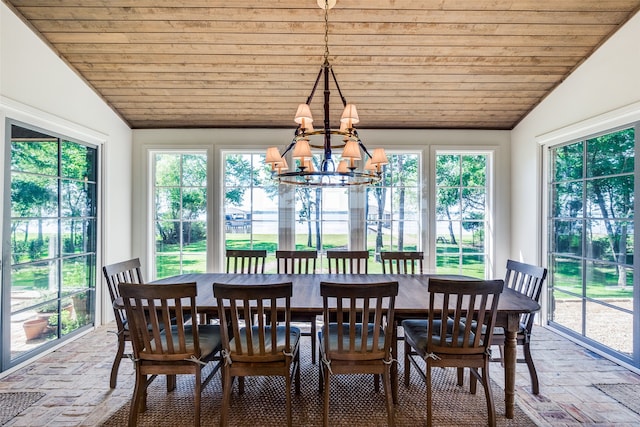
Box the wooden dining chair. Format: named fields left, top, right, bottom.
left=403, top=278, right=504, bottom=427
left=225, top=249, right=267, bottom=274
left=380, top=251, right=424, bottom=274
left=119, top=282, right=222, bottom=427
left=326, top=250, right=369, bottom=274
left=380, top=251, right=424, bottom=346
left=102, top=258, right=144, bottom=389
left=214, top=281, right=301, bottom=427
left=489, top=259, right=547, bottom=395
left=276, top=250, right=319, bottom=364
left=319, top=281, right=398, bottom=427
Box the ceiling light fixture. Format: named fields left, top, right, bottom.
left=265, top=0, right=388, bottom=186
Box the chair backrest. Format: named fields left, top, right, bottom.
left=102, top=258, right=144, bottom=327
left=119, top=282, right=201, bottom=362
left=276, top=250, right=318, bottom=274
left=214, top=282, right=293, bottom=362
left=504, top=259, right=547, bottom=332
left=225, top=249, right=267, bottom=274
left=326, top=250, right=369, bottom=274
left=380, top=251, right=424, bottom=274
left=427, top=278, right=503, bottom=356
left=320, top=281, right=398, bottom=361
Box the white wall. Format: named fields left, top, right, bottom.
left=1, top=3, right=133, bottom=324
left=511, top=10, right=640, bottom=265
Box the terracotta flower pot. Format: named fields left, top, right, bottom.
left=23, top=317, right=48, bottom=341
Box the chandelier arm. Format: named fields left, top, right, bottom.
left=305, top=67, right=324, bottom=105
left=280, top=134, right=298, bottom=158
left=330, top=67, right=348, bottom=107
left=353, top=130, right=373, bottom=158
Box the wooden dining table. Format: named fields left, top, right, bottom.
left=150, top=272, right=540, bottom=419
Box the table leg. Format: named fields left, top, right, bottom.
left=504, top=328, right=517, bottom=419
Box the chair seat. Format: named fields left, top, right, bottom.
left=149, top=324, right=222, bottom=358
left=230, top=325, right=301, bottom=356
left=492, top=324, right=526, bottom=336
left=402, top=318, right=475, bottom=349
left=319, top=323, right=385, bottom=354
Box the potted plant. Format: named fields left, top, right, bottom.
left=23, top=317, right=48, bottom=341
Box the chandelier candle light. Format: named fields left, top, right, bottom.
left=265, top=0, right=388, bottom=186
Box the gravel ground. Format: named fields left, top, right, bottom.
left=552, top=298, right=633, bottom=354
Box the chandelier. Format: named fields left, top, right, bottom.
left=265, top=0, right=388, bottom=187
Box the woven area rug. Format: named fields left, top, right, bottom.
left=594, top=383, right=640, bottom=415
left=0, top=392, right=45, bottom=426
left=101, top=339, right=535, bottom=426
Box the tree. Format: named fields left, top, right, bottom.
left=436, top=154, right=487, bottom=247
left=367, top=154, right=419, bottom=259
left=585, top=129, right=634, bottom=288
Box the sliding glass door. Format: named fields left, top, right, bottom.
left=2, top=122, right=97, bottom=372
left=548, top=126, right=637, bottom=365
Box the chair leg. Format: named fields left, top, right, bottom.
left=285, top=370, right=292, bottom=427
left=194, top=369, right=201, bottom=427
left=220, top=367, right=232, bottom=427
left=457, top=368, right=464, bottom=386
left=523, top=341, right=540, bottom=395
left=166, top=374, right=176, bottom=392
left=295, top=350, right=301, bottom=395
left=110, top=335, right=126, bottom=389
left=480, top=366, right=496, bottom=427
left=322, top=367, right=330, bottom=427
left=129, top=369, right=145, bottom=427
left=374, top=374, right=380, bottom=393
left=311, top=320, right=317, bottom=364
left=319, top=354, right=324, bottom=393
left=403, top=340, right=411, bottom=387
left=469, top=368, right=477, bottom=394
left=426, top=362, right=433, bottom=427
left=383, top=368, right=395, bottom=426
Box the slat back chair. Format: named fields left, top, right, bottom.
left=225, top=249, right=267, bottom=274
left=380, top=251, right=424, bottom=274
left=326, top=250, right=369, bottom=274
left=214, top=282, right=301, bottom=427
left=276, top=250, right=319, bottom=364
left=491, top=259, right=547, bottom=394
left=403, top=278, right=504, bottom=427
left=120, top=283, right=222, bottom=427
left=276, top=250, right=317, bottom=274
left=319, top=281, right=399, bottom=427
left=102, top=258, right=144, bottom=388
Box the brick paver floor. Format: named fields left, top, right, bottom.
left=1, top=323, right=640, bottom=426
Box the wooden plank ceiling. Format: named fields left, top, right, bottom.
left=4, top=0, right=640, bottom=130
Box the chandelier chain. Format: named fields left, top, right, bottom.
left=323, top=0, right=330, bottom=63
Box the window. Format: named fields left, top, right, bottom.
left=548, top=127, right=635, bottom=361
left=366, top=153, right=421, bottom=272
left=2, top=122, right=97, bottom=371
left=220, top=151, right=422, bottom=273
left=153, top=152, right=207, bottom=277
left=435, top=153, right=489, bottom=278
left=295, top=186, right=349, bottom=270
left=223, top=152, right=278, bottom=270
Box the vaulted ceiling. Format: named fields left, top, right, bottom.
left=4, top=0, right=640, bottom=130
